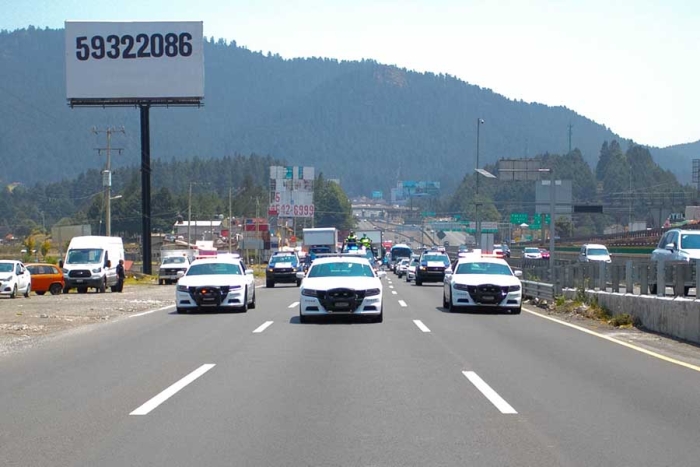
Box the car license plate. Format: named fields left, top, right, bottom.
left=335, top=302, right=349, bottom=308
left=76, top=279, right=84, bottom=283
left=481, top=295, right=494, bottom=302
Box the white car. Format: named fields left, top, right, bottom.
left=522, top=247, right=543, bottom=259
left=396, top=258, right=410, bottom=278
left=175, top=257, right=256, bottom=313
left=0, top=260, right=32, bottom=298
left=298, top=255, right=386, bottom=323
left=578, top=243, right=612, bottom=263
left=405, top=257, right=420, bottom=282
left=443, top=256, right=522, bottom=314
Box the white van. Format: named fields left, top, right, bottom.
left=60, top=236, right=125, bottom=293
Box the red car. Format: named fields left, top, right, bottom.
left=539, top=249, right=550, bottom=260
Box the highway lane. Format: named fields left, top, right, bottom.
left=1, top=278, right=700, bottom=465
left=389, top=274, right=700, bottom=465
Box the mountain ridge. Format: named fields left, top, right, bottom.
left=0, top=26, right=697, bottom=195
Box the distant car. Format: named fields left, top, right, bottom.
left=415, top=251, right=451, bottom=285
left=0, top=260, right=32, bottom=298
left=25, top=263, right=64, bottom=295
left=164, top=234, right=176, bottom=242
left=297, top=254, right=386, bottom=323
left=175, top=257, right=256, bottom=313
left=266, top=252, right=302, bottom=287
left=493, top=243, right=511, bottom=258
left=405, top=257, right=420, bottom=283
left=523, top=247, right=543, bottom=260
left=578, top=244, right=611, bottom=263
left=443, top=256, right=522, bottom=314
left=158, top=255, right=190, bottom=285
left=396, top=258, right=410, bottom=278
left=539, top=248, right=550, bottom=260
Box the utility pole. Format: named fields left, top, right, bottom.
left=567, top=122, right=573, bottom=155
left=188, top=182, right=193, bottom=250
left=229, top=187, right=233, bottom=254
left=93, top=126, right=124, bottom=236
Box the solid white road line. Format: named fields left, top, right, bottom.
left=129, top=305, right=173, bottom=318
left=288, top=302, right=299, bottom=308
left=253, top=321, right=274, bottom=333
left=398, top=300, right=407, bottom=307
left=413, top=320, right=431, bottom=333
left=130, top=364, right=216, bottom=415
left=524, top=307, right=700, bottom=373
left=462, top=371, right=517, bottom=414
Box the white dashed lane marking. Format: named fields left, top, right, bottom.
left=392, top=291, right=398, bottom=295
left=413, top=320, right=431, bottom=333
left=398, top=300, right=407, bottom=307
left=462, top=371, right=517, bottom=414
left=253, top=321, right=274, bottom=333
left=130, top=364, right=216, bottom=415
left=288, top=302, right=299, bottom=308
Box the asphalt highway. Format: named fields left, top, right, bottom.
left=1, top=275, right=700, bottom=466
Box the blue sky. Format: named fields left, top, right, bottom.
left=3, top=0, right=699, bottom=148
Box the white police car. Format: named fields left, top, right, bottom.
left=443, top=255, right=522, bottom=314
left=298, top=254, right=386, bottom=323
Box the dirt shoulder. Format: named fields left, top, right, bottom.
left=0, top=278, right=175, bottom=355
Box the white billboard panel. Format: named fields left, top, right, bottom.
left=270, top=191, right=314, bottom=218
left=65, top=21, right=204, bottom=100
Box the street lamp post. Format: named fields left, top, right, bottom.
left=475, top=118, right=485, bottom=247
left=538, top=168, right=556, bottom=281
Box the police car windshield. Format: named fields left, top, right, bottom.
left=186, top=262, right=241, bottom=276
left=270, top=255, right=297, bottom=265
left=307, top=262, right=375, bottom=278
left=456, top=262, right=513, bottom=276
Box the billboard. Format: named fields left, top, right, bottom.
left=498, top=159, right=541, bottom=181
left=65, top=21, right=204, bottom=100
left=269, top=166, right=315, bottom=218
left=390, top=181, right=440, bottom=204
left=536, top=179, right=573, bottom=217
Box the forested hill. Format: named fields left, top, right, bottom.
left=0, top=26, right=697, bottom=195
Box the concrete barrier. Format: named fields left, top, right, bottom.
left=563, top=289, right=700, bottom=345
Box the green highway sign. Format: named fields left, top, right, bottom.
left=421, top=211, right=436, bottom=217
left=510, top=213, right=528, bottom=224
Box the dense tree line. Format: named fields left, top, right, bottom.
left=445, top=141, right=697, bottom=237
left=0, top=153, right=355, bottom=242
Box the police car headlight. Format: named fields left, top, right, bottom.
left=454, top=283, right=470, bottom=291
left=176, top=285, right=189, bottom=292
left=507, top=284, right=521, bottom=292
left=365, top=288, right=381, bottom=297
left=302, top=288, right=318, bottom=297
left=92, top=267, right=102, bottom=273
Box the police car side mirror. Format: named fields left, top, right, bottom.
left=177, top=271, right=185, bottom=278
left=514, top=270, right=523, bottom=277
left=296, top=271, right=306, bottom=279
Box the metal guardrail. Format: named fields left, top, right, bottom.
left=521, top=280, right=555, bottom=301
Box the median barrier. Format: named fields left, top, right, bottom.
left=561, top=288, right=700, bottom=345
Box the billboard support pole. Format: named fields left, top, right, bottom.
left=140, top=104, right=152, bottom=275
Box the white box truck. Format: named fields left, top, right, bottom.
left=60, top=236, right=125, bottom=293
left=302, top=228, right=338, bottom=254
